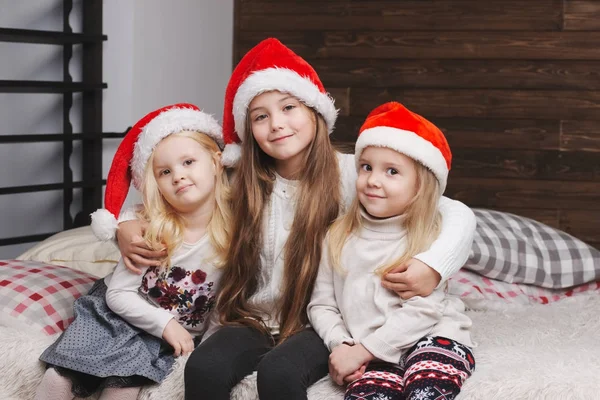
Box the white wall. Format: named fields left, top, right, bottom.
left=0, top=0, right=234, bottom=258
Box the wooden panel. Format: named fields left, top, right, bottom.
left=238, top=31, right=600, bottom=60
left=328, top=87, right=350, bottom=116
left=314, top=59, right=600, bottom=90
left=331, top=116, right=363, bottom=143
left=348, top=88, right=600, bottom=120
left=445, top=178, right=600, bottom=210
left=233, top=0, right=241, bottom=66
left=451, top=149, right=600, bottom=181
left=438, top=118, right=560, bottom=150
left=332, top=116, right=560, bottom=151
left=240, top=1, right=561, bottom=31
left=564, top=1, right=600, bottom=30
left=560, top=209, right=600, bottom=248
left=322, top=31, right=600, bottom=60
left=561, top=120, right=600, bottom=152
left=235, top=32, right=323, bottom=63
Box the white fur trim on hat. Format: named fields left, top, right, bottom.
left=221, top=143, right=242, bottom=167
left=131, top=107, right=223, bottom=189
left=355, top=127, right=449, bottom=193
left=90, top=209, right=119, bottom=241
left=233, top=68, right=338, bottom=140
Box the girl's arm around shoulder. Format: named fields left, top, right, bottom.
left=307, top=240, right=354, bottom=351
left=413, top=197, right=476, bottom=286
left=361, top=290, right=446, bottom=363
left=105, top=260, right=175, bottom=339
left=115, top=204, right=166, bottom=273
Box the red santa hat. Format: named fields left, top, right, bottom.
left=221, top=37, right=338, bottom=166
left=90, top=103, right=223, bottom=241
left=355, top=102, right=451, bottom=193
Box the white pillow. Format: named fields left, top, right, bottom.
left=16, top=226, right=119, bottom=278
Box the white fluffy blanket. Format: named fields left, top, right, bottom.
left=2, top=294, right=599, bottom=400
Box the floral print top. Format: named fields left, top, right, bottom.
left=139, top=263, right=217, bottom=330
left=104, top=234, right=221, bottom=338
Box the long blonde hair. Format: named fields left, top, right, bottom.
left=328, top=160, right=441, bottom=275
left=137, top=131, right=231, bottom=269
left=217, top=105, right=341, bottom=342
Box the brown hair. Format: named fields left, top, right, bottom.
left=217, top=105, right=341, bottom=342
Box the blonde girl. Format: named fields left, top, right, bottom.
left=308, top=102, right=475, bottom=400
left=36, top=104, right=230, bottom=400
left=115, top=39, right=475, bottom=400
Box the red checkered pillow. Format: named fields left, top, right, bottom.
left=0, top=260, right=97, bottom=335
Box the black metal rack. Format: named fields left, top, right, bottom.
left=0, top=0, right=116, bottom=248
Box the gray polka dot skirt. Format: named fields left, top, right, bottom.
left=39, top=279, right=175, bottom=397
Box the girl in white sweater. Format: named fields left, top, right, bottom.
left=308, top=102, right=476, bottom=400
left=36, top=104, right=230, bottom=400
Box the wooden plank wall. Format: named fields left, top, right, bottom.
left=234, top=0, right=600, bottom=248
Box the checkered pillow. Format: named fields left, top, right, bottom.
left=0, top=260, right=97, bottom=335
left=466, top=209, right=600, bottom=289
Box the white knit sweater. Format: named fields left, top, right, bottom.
left=307, top=208, right=474, bottom=363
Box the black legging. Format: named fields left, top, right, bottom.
left=184, top=326, right=329, bottom=400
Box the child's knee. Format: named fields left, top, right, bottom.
left=184, top=353, right=225, bottom=387
left=256, top=352, right=296, bottom=381
left=256, top=353, right=304, bottom=394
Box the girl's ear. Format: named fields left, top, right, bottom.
left=213, top=151, right=222, bottom=174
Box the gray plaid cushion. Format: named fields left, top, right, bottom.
left=465, top=209, right=600, bottom=288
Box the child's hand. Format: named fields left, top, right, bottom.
left=116, top=220, right=165, bottom=273
left=382, top=258, right=441, bottom=299
left=343, top=363, right=367, bottom=383
left=329, top=344, right=373, bottom=385
left=162, top=319, right=195, bottom=357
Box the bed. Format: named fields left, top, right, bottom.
left=1, top=208, right=599, bottom=399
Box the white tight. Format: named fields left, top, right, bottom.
left=35, top=368, right=73, bottom=400
left=98, top=386, right=141, bottom=400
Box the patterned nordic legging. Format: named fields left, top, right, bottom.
left=344, top=336, right=475, bottom=400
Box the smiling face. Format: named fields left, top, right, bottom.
left=356, top=146, right=419, bottom=219
left=152, top=133, right=216, bottom=216
left=248, top=90, right=316, bottom=177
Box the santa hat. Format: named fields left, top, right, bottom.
left=90, top=103, right=223, bottom=241
left=221, top=37, right=338, bottom=166
left=355, top=102, right=451, bottom=193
